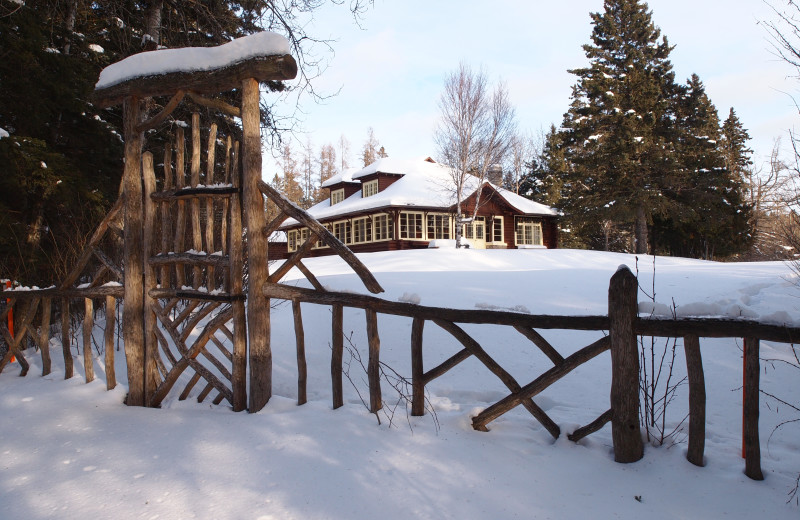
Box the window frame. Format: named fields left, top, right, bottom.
left=373, top=213, right=393, bottom=242
left=352, top=216, right=373, bottom=244
left=426, top=213, right=452, bottom=240
left=515, top=217, right=543, bottom=246
left=362, top=179, right=379, bottom=198
left=399, top=211, right=425, bottom=240
left=330, top=188, right=345, bottom=206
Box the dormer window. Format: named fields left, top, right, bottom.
left=362, top=179, right=379, bottom=198
left=330, top=188, right=344, bottom=205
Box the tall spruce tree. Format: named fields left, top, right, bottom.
left=653, top=75, right=750, bottom=258
left=558, top=0, right=679, bottom=254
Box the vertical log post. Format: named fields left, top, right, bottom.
left=743, top=337, right=763, bottom=480
left=683, top=334, right=705, bottom=466
left=161, top=142, right=173, bottom=287
left=292, top=299, right=307, bottom=405
left=608, top=266, right=643, bottom=463
left=174, top=127, right=186, bottom=287
left=61, top=298, right=73, bottom=379
left=366, top=308, right=382, bottom=414
left=411, top=317, right=425, bottom=416
left=228, top=139, right=246, bottom=412
left=39, top=297, right=52, bottom=376
left=121, top=96, right=145, bottom=405
left=83, top=298, right=95, bottom=383
left=142, top=152, right=161, bottom=401
left=242, top=78, right=272, bottom=412
left=104, top=295, right=117, bottom=390
left=331, top=303, right=344, bottom=409
left=205, top=123, right=218, bottom=288
left=190, top=112, right=203, bottom=289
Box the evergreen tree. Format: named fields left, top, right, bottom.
left=653, top=75, right=751, bottom=258
left=558, top=0, right=679, bottom=254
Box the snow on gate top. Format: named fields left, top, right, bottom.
left=95, top=31, right=291, bottom=90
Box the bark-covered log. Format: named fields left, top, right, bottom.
left=142, top=152, right=161, bottom=400
left=471, top=336, right=610, bottom=430
left=293, top=300, right=307, bottom=405
left=366, top=308, right=382, bottom=413
left=608, top=267, right=643, bottom=463
left=258, top=180, right=384, bottom=295
left=268, top=233, right=319, bottom=283
left=104, top=296, right=117, bottom=390
left=174, top=126, right=187, bottom=287
left=61, top=298, right=74, bottom=379
left=228, top=136, right=246, bottom=412
left=83, top=298, right=95, bottom=383
left=263, top=282, right=609, bottom=330
left=242, top=78, right=271, bottom=412
left=148, top=252, right=231, bottom=269
left=190, top=113, right=203, bottom=288
left=568, top=409, right=613, bottom=443
left=743, top=337, right=763, bottom=480
left=434, top=319, right=560, bottom=439
left=636, top=317, right=800, bottom=344
left=331, top=304, right=344, bottom=410
left=38, top=297, right=52, bottom=376
left=186, top=91, right=241, bottom=118
left=295, top=262, right=325, bottom=292
left=423, top=348, right=472, bottom=384
left=135, top=90, right=185, bottom=132
left=514, top=326, right=565, bottom=365
left=122, top=96, right=145, bottom=406
left=411, top=317, right=425, bottom=416
left=683, top=334, right=705, bottom=467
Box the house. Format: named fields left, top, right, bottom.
left=277, top=157, right=558, bottom=257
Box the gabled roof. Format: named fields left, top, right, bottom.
left=280, top=157, right=557, bottom=228
left=320, top=167, right=360, bottom=188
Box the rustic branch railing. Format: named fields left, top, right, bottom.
left=263, top=265, right=800, bottom=481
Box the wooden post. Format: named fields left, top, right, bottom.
left=228, top=138, right=246, bottom=412
left=61, top=298, right=73, bottom=379
left=174, top=127, right=186, bottom=287
left=190, top=112, right=203, bottom=289
left=743, top=337, right=763, bottom=480
left=683, top=334, right=705, bottom=466
left=83, top=298, right=95, bottom=383
left=331, top=303, right=344, bottom=409
left=411, top=317, right=425, bottom=416
left=608, top=266, right=643, bottom=463
left=5, top=280, right=13, bottom=364
left=142, top=152, right=161, bottom=401
left=39, top=297, right=52, bottom=376
left=104, top=296, right=117, bottom=390
left=242, top=78, right=272, bottom=412
left=121, top=96, right=146, bottom=405
left=205, top=123, right=217, bottom=288
left=292, top=299, right=307, bottom=405
left=161, top=142, right=173, bottom=287
left=366, top=308, right=382, bottom=413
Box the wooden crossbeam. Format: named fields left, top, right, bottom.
left=472, top=336, right=610, bottom=431
left=433, top=319, right=560, bottom=439
left=568, top=409, right=613, bottom=442
left=135, top=90, right=185, bottom=132
left=513, top=326, right=564, bottom=365
left=268, top=233, right=319, bottom=284
left=295, top=261, right=325, bottom=292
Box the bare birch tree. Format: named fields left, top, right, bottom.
left=434, top=63, right=516, bottom=248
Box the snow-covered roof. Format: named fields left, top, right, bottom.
left=280, top=157, right=557, bottom=228
left=96, top=31, right=291, bottom=89
left=320, top=167, right=360, bottom=189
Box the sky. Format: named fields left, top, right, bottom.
left=265, top=0, right=797, bottom=176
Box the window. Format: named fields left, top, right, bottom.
left=333, top=220, right=351, bottom=244
left=288, top=230, right=298, bottom=252
left=399, top=212, right=424, bottom=239
left=314, top=224, right=331, bottom=248
left=353, top=217, right=373, bottom=244
left=374, top=214, right=393, bottom=241
left=515, top=217, right=543, bottom=246
left=463, top=217, right=484, bottom=240
left=489, top=216, right=504, bottom=243
left=330, top=189, right=345, bottom=206
left=427, top=213, right=451, bottom=240
left=362, top=180, right=379, bottom=198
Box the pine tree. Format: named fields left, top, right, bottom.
left=653, top=75, right=750, bottom=258
left=558, top=0, right=679, bottom=254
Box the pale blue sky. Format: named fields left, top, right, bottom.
left=266, top=0, right=795, bottom=174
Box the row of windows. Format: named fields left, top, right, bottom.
left=287, top=213, right=544, bottom=252
left=329, top=180, right=379, bottom=207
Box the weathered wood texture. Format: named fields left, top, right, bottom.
left=410, top=317, right=425, bottom=416
left=94, top=54, right=298, bottom=108
left=366, top=308, right=382, bottom=413
left=293, top=300, right=307, bottom=405
left=104, top=296, right=117, bottom=390
left=61, top=298, right=73, bottom=379
left=243, top=78, right=272, bottom=413
left=142, top=152, right=161, bottom=400
left=683, top=334, right=705, bottom=467
left=121, top=96, right=146, bottom=406
left=568, top=409, right=613, bottom=443
left=83, top=298, right=95, bottom=383
left=38, top=298, right=52, bottom=376
left=743, top=337, right=763, bottom=480
left=228, top=138, right=247, bottom=412
left=608, top=267, right=643, bottom=463
left=331, top=304, right=344, bottom=409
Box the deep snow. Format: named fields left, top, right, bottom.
left=1, top=248, right=799, bottom=519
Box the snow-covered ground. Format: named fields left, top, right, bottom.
left=1, top=248, right=799, bottom=519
